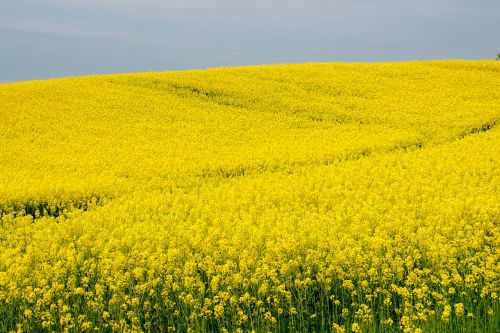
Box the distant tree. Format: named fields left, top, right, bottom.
left=497, top=53, right=500, bottom=60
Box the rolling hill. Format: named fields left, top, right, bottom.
left=0, top=61, right=499, bottom=332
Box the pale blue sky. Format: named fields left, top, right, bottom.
left=1, top=0, right=499, bottom=82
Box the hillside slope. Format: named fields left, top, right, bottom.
left=0, top=61, right=499, bottom=332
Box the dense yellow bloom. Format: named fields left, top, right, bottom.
left=0, top=60, right=499, bottom=332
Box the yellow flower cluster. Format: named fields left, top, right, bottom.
left=0, top=60, right=499, bottom=332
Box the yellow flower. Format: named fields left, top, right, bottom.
left=454, top=303, right=465, bottom=316
left=342, top=280, right=354, bottom=291
left=441, top=305, right=451, bottom=322
left=23, top=309, right=32, bottom=319
left=332, top=323, right=345, bottom=333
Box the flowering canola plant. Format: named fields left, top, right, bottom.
left=0, top=60, right=499, bottom=332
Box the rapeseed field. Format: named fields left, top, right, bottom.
left=0, top=60, right=499, bottom=332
